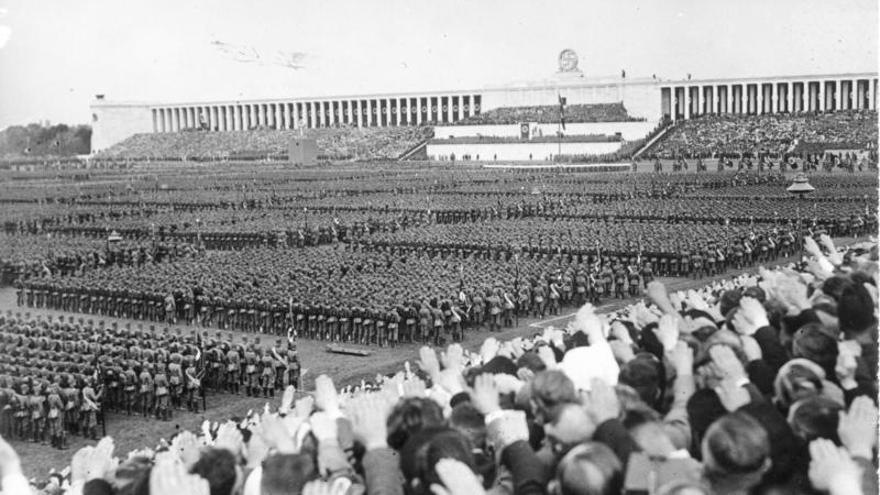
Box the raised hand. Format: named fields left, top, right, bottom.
left=715, top=378, right=751, bottom=412
left=294, top=395, right=315, bottom=419
left=536, top=345, right=558, bottom=370
left=430, top=458, right=487, bottom=495
left=314, top=375, right=341, bottom=416
left=584, top=378, right=620, bottom=424
left=731, top=297, right=769, bottom=336
left=257, top=413, right=297, bottom=454
left=309, top=411, right=339, bottom=443
left=838, top=396, right=878, bottom=459
left=667, top=341, right=694, bottom=377
left=808, top=438, right=863, bottom=493
left=150, top=456, right=210, bottom=495
left=418, top=346, right=442, bottom=379
left=479, top=338, right=500, bottom=364
left=709, top=345, right=747, bottom=382
left=171, top=430, right=203, bottom=469
left=654, top=313, right=680, bottom=352
left=486, top=410, right=530, bottom=456
left=348, top=394, right=393, bottom=451
left=278, top=385, right=296, bottom=415
left=214, top=421, right=244, bottom=456
left=441, top=343, right=466, bottom=372
left=646, top=281, right=674, bottom=314
left=470, top=373, right=500, bottom=415
left=0, top=436, right=22, bottom=480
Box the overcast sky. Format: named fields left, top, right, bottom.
left=0, top=0, right=876, bottom=129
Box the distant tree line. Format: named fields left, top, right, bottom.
left=0, top=123, right=91, bottom=157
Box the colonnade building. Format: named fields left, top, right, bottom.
left=89, top=50, right=877, bottom=152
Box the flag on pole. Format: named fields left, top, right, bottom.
left=558, top=94, right=567, bottom=131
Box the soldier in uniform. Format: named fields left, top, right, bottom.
left=168, top=352, right=183, bottom=409
left=81, top=377, right=100, bottom=440
left=260, top=351, right=276, bottom=398
left=46, top=383, right=66, bottom=449
left=30, top=381, right=47, bottom=444
left=122, top=363, right=137, bottom=416
left=154, top=363, right=170, bottom=421
left=244, top=344, right=259, bottom=397
left=184, top=357, right=201, bottom=413
left=138, top=363, right=153, bottom=418
left=225, top=343, right=240, bottom=395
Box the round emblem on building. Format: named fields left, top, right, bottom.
left=558, top=49, right=579, bottom=72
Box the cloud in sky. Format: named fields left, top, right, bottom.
left=0, top=0, right=876, bottom=129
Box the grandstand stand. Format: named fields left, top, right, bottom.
left=651, top=110, right=878, bottom=158
left=94, top=126, right=435, bottom=162
left=457, top=102, right=642, bottom=125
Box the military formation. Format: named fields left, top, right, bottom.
left=0, top=312, right=300, bottom=450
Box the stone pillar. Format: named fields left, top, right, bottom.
left=869, top=79, right=877, bottom=111
left=756, top=84, right=763, bottom=115
left=818, top=81, right=825, bottom=112
left=682, top=87, right=690, bottom=119
left=786, top=82, right=793, bottom=113
left=416, top=98, right=423, bottom=124
left=695, top=86, right=703, bottom=115
left=446, top=96, right=453, bottom=123
left=834, top=80, right=841, bottom=111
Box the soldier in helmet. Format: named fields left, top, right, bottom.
left=184, top=356, right=201, bottom=413
left=168, top=352, right=183, bottom=410
left=81, top=376, right=100, bottom=440
left=243, top=343, right=258, bottom=397
left=154, top=364, right=170, bottom=421
left=225, top=342, right=240, bottom=395
left=46, top=384, right=66, bottom=449
left=260, top=350, right=276, bottom=398
left=138, top=363, right=154, bottom=418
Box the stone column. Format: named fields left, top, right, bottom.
left=757, top=84, right=763, bottom=115
left=818, top=81, right=825, bottom=112
left=447, top=96, right=454, bottom=122
left=416, top=98, right=423, bottom=124
left=869, top=79, right=877, bottom=111
left=696, top=86, right=703, bottom=115
left=834, top=80, right=841, bottom=111
left=786, top=82, right=793, bottom=113
left=683, top=87, right=690, bottom=119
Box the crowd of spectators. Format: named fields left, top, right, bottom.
left=651, top=111, right=878, bottom=158
left=93, top=127, right=434, bottom=162
left=457, top=103, right=642, bottom=125
left=2, top=235, right=876, bottom=495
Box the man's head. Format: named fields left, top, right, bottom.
left=787, top=396, right=843, bottom=443
left=400, top=427, right=476, bottom=495
left=259, top=453, right=316, bottom=495
left=791, top=323, right=838, bottom=374
left=190, top=447, right=240, bottom=495
left=543, top=403, right=597, bottom=454
left=838, top=283, right=876, bottom=339
left=701, top=412, right=770, bottom=491
left=550, top=442, right=623, bottom=495
left=529, top=370, right=578, bottom=426
left=387, top=396, right=445, bottom=450
left=618, top=354, right=664, bottom=409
